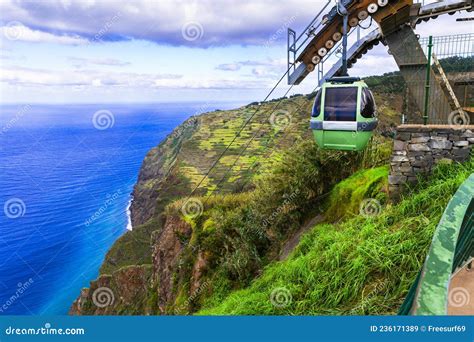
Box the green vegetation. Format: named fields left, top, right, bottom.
left=100, top=96, right=315, bottom=274
left=99, top=72, right=408, bottom=276
left=82, top=67, right=473, bottom=316
left=324, top=165, right=389, bottom=222
left=198, top=158, right=474, bottom=315
left=166, top=140, right=365, bottom=313
left=365, top=71, right=406, bottom=94
left=365, top=56, right=474, bottom=94
left=439, top=56, right=474, bottom=73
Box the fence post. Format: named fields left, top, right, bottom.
left=423, top=35, right=433, bottom=125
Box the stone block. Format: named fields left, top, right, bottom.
left=408, top=143, right=430, bottom=152
left=396, top=132, right=411, bottom=141
left=411, top=136, right=430, bottom=143
left=399, top=165, right=413, bottom=173
left=430, top=139, right=452, bottom=150
left=452, top=148, right=471, bottom=162
left=453, top=140, right=469, bottom=147
left=449, top=135, right=462, bottom=141
left=393, top=140, right=406, bottom=151
left=392, top=156, right=409, bottom=162
left=388, top=175, right=407, bottom=185
left=412, top=132, right=429, bottom=138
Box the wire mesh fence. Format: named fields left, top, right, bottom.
left=403, top=32, right=474, bottom=125
left=419, top=33, right=474, bottom=59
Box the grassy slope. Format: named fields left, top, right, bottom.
left=165, top=140, right=367, bottom=314
left=99, top=79, right=406, bottom=275
left=98, top=89, right=400, bottom=310
left=99, top=96, right=315, bottom=274
left=324, top=166, right=389, bottom=221
left=199, top=158, right=474, bottom=315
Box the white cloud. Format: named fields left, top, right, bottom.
left=216, top=58, right=287, bottom=77
left=1, top=22, right=88, bottom=45
left=0, top=0, right=314, bottom=46
left=67, top=57, right=131, bottom=68
left=0, top=0, right=470, bottom=49
left=0, top=66, right=183, bottom=87
left=0, top=65, right=271, bottom=90
left=215, top=63, right=242, bottom=71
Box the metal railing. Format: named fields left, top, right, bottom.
left=287, top=0, right=332, bottom=79
left=399, top=173, right=474, bottom=315
left=420, top=33, right=474, bottom=58
left=403, top=32, right=474, bottom=125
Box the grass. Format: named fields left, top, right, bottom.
left=198, top=158, right=473, bottom=315
left=324, top=165, right=389, bottom=222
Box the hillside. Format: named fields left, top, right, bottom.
left=70, top=68, right=471, bottom=315
left=199, top=159, right=473, bottom=315
left=97, top=89, right=401, bottom=277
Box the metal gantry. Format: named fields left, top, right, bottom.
left=287, top=0, right=474, bottom=124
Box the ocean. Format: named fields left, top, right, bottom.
left=0, top=102, right=240, bottom=315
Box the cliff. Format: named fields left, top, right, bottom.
left=70, top=87, right=407, bottom=315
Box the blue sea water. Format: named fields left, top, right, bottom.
left=0, top=102, right=240, bottom=315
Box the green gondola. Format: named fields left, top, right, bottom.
left=310, top=76, right=377, bottom=151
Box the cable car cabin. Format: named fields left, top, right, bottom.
left=310, top=76, right=377, bottom=151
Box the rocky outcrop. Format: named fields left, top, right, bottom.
left=151, top=215, right=192, bottom=313
left=389, top=125, right=474, bottom=200
left=70, top=265, right=153, bottom=315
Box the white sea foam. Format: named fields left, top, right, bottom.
left=126, top=197, right=133, bottom=231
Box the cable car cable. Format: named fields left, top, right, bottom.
left=210, top=84, right=322, bottom=199
left=201, top=84, right=297, bottom=203
left=184, top=65, right=297, bottom=202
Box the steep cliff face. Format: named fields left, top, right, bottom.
left=151, top=215, right=193, bottom=313
left=70, top=265, right=153, bottom=315
left=131, top=116, right=199, bottom=227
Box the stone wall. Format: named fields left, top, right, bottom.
left=389, top=125, right=474, bottom=200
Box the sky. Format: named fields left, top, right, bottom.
left=0, top=0, right=472, bottom=104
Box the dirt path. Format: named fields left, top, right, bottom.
left=278, top=214, right=325, bottom=261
